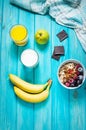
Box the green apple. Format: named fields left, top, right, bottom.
left=35, top=29, right=49, bottom=44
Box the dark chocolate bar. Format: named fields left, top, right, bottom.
left=57, top=30, right=68, bottom=42
left=51, top=49, right=60, bottom=60
left=54, top=46, right=64, bottom=55
left=52, top=54, right=60, bottom=60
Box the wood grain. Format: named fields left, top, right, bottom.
left=0, top=0, right=86, bottom=130
left=34, top=14, right=52, bottom=130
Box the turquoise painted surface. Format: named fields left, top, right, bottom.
left=0, top=0, right=86, bottom=130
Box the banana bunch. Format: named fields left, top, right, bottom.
left=9, top=74, right=52, bottom=103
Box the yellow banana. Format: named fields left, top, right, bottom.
left=9, top=74, right=49, bottom=93
left=14, top=80, right=52, bottom=103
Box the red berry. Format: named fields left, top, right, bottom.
left=68, top=69, right=73, bottom=74
left=69, top=78, right=74, bottom=83
left=75, top=64, right=81, bottom=69
left=65, top=82, right=70, bottom=87
left=75, top=71, right=80, bottom=76
left=73, top=74, right=78, bottom=80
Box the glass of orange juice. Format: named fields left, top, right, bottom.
left=10, top=24, right=28, bottom=46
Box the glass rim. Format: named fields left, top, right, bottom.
left=9, top=24, right=28, bottom=42
left=21, top=49, right=39, bottom=68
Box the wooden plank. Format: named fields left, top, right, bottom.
left=0, top=0, right=3, bottom=76
left=0, top=0, right=3, bottom=129
left=51, top=21, right=70, bottom=130
left=69, top=29, right=86, bottom=130
left=0, top=0, right=19, bottom=130
left=16, top=9, right=35, bottom=130
left=33, top=14, right=52, bottom=130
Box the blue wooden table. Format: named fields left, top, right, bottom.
left=0, top=0, right=86, bottom=130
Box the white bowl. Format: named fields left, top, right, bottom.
left=57, top=59, right=86, bottom=89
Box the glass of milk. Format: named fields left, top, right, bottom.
left=21, top=49, right=39, bottom=68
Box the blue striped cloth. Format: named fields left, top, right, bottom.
left=10, top=0, right=86, bottom=52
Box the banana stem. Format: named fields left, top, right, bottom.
left=45, top=82, right=49, bottom=86
left=47, top=80, right=52, bottom=90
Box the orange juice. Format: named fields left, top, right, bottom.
left=10, top=25, right=28, bottom=46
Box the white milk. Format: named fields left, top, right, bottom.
left=21, top=49, right=39, bottom=67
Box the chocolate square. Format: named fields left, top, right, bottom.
left=52, top=54, right=60, bottom=60
left=54, top=46, right=64, bottom=55
left=51, top=50, right=60, bottom=60
left=57, top=30, right=68, bottom=42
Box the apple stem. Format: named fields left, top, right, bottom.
left=39, top=33, right=42, bottom=36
